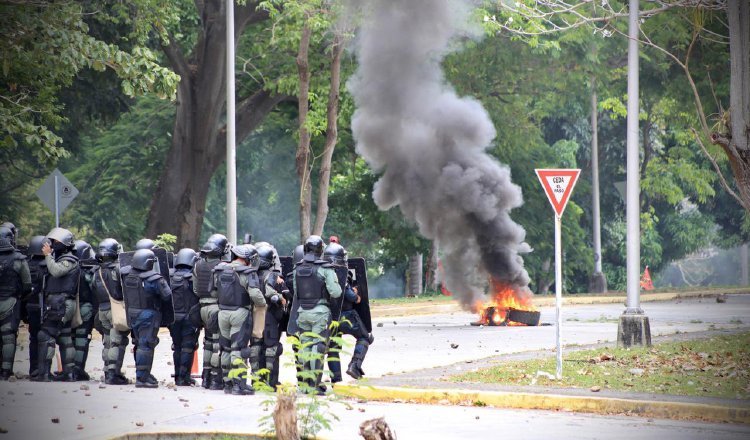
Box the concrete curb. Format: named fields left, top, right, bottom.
left=333, top=384, right=750, bottom=425
left=371, top=288, right=750, bottom=318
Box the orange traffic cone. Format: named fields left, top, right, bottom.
left=190, top=351, right=199, bottom=378
left=640, top=266, right=654, bottom=291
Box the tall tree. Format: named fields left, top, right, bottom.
left=0, top=0, right=179, bottom=221
left=145, top=0, right=286, bottom=248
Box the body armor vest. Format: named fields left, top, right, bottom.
left=0, top=252, right=22, bottom=299
left=93, top=263, right=121, bottom=307
left=78, top=267, right=95, bottom=304
left=27, top=257, right=47, bottom=305
left=170, top=269, right=197, bottom=318
left=294, top=261, right=327, bottom=310
left=44, top=254, right=80, bottom=298
left=216, top=263, right=252, bottom=310
left=194, top=258, right=220, bottom=299
left=122, top=269, right=161, bottom=312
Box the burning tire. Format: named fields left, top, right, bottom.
left=507, top=308, right=540, bottom=326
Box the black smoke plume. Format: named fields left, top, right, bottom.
left=346, top=0, right=531, bottom=309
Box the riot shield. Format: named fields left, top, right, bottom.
left=347, top=257, right=372, bottom=332
left=117, top=250, right=174, bottom=327
left=279, top=256, right=294, bottom=280
left=153, top=248, right=174, bottom=326
left=167, top=251, right=174, bottom=269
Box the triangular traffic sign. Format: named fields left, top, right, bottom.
left=535, top=169, right=581, bottom=217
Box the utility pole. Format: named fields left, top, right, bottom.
left=617, top=0, right=651, bottom=347
left=589, top=76, right=607, bottom=293
left=226, top=0, right=237, bottom=245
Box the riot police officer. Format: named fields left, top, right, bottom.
left=120, top=249, right=172, bottom=388
left=323, top=243, right=374, bottom=380
left=32, top=227, right=80, bottom=382
left=91, top=238, right=130, bottom=385
left=256, top=242, right=290, bottom=389
left=0, top=225, right=31, bottom=380
left=292, top=235, right=342, bottom=393
left=215, top=244, right=265, bottom=395
left=23, top=236, right=46, bottom=377
left=72, top=240, right=97, bottom=380
left=193, top=233, right=229, bottom=390
left=169, top=248, right=200, bottom=386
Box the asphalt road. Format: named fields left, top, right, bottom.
left=1, top=294, right=748, bottom=439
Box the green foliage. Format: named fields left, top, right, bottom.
left=154, top=233, right=177, bottom=252
left=0, top=1, right=179, bottom=161
left=64, top=96, right=174, bottom=248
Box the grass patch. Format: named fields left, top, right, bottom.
left=370, top=294, right=454, bottom=306
left=450, top=332, right=750, bottom=399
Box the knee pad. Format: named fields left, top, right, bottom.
left=1, top=329, right=16, bottom=345
left=248, top=344, right=261, bottom=359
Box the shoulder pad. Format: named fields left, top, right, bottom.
left=139, top=271, right=162, bottom=282
left=214, top=262, right=230, bottom=272
left=14, top=251, right=27, bottom=261
left=59, top=254, right=79, bottom=264
left=314, top=259, right=328, bottom=265
left=321, top=262, right=334, bottom=269
left=235, top=265, right=255, bottom=275
left=120, top=265, right=133, bottom=276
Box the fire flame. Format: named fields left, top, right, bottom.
left=474, top=279, right=537, bottom=326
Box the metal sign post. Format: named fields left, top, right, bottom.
left=536, top=168, right=581, bottom=379
left=36, top=169, right=79, bottom=227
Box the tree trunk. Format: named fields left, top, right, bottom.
left=407, top=253, right=423, bottom=296
left=724, top=0, right=750, bottom=211
left=272, top=391, right=299, bottom=440
left=146, top=1, right=280, bottom=248
left=312, top=32, right=345, bottom=237
left=423, top=240, right=438, bottom=293
left=296, top=19, right=313, bottom=243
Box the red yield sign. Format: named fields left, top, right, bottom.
left=535, top=169, right=581, bottom=217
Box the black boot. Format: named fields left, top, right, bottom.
left=105, top=370, right=129, bottom=385
left=73, top=366, right=90, bottom=381
left=0, top=369, right=12, bottom=381
left=30, top=358, right=52, bottom=382
left=201, top=368, right=211, bottom=389
left=135, top=374, right=158, bottom=389
left=209, top=368, right=224, bottom=390
left=231, top=377, right=253, bottom=396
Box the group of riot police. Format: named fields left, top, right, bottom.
left=0, top=221, right=373, bottom=395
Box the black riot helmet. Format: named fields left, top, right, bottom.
left=303, top=235, right=325, bottom=258
left=74, top=240, right=95, bottom=260
left=131, top=249, right=156, bottom=271
left=292, top=245, right=304, bottom=264
left=97, top=238, right=121, bottom=261
left=174, top=248, right=198, bottom=269
left=201, top=233, right=228, bottom=258
left=256, top=243, right=276, bottom=270
left=231, top=244, right=259, bottom=269
left=1, top=222, right=17, bottom=246
left=323, top=242, right=348, bottom=267
left=0, top=226, right=14, bottom=252
left=135, top=238, right=156, bottom=250
left=28, top=236, right=46, bottom=257
left=46, top=227, right=75, bottom=248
